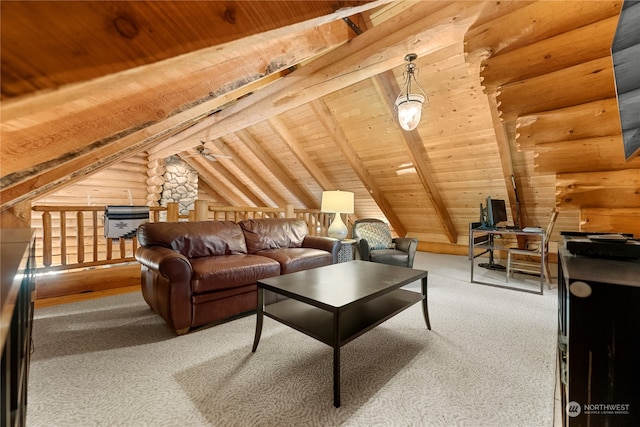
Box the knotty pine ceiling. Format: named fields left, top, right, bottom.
left=2, top=1, right=636, bottom=247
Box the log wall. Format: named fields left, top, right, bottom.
left=467, top=0, right=640, bottom=239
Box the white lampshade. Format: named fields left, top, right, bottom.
left=320, top=190, right=354, bottom=214
left=321, top=190, right=354, bottom=240
left=395, top=94, right=425, bottom=131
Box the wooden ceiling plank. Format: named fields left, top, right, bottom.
left=310, top=99, right=406, bottom=237
left=182, top=148, right=267, bottom=207
left=214, top=138, right=288, bottom=208
left=268, top=117, right=335, bottom=191
left=371, top=71, right=458, bottom=243
left=197, top=180, right=228, bottom=206
left=178, top=154, right=247, bottom=207
left=235, top=129, right=318, bottom=209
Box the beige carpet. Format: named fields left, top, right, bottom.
left=27, top=252, right=558, bottom=426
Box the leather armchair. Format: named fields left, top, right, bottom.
left=352, top=218, right=418, bottom=268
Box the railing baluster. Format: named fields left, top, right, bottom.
left=107, top=238, right=113, bottom=260
left=77, top=211, right=84, bottom=263
left=60, top=211, right=67, bottom=265
left=42, top=211, right=52, bottom=267
left=92, top=210, right=98, bottom=262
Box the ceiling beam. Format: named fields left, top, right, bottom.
left=371, top=72, right=458, bottom=243
left=310, top=99, right=406, bottom=237
left=235, top=129, right=318, bottom=208
left=0, top=72, right=283, bottom=211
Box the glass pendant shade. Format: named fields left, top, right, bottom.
left=395, top=94, right=425, bottom=131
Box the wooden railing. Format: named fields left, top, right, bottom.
left=31, top=201, right=337, bottom=273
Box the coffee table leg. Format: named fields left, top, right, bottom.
left=333, top=311, right=341, bottom=408
left=252, top=286, right=264, bottom=352
left=421, top=275, right=431, bottom=330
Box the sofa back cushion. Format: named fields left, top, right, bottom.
left=239, top=218, right=308, bottom=254
left=137, top=221, right=247, bottom=257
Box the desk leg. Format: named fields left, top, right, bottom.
left=252, top=287, right=264, bottom=352
left=421, top=275, right=431, bottom=330
left=333, top=311, right=341, bottom=408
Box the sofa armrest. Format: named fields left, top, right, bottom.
left=135, top=246, right=193, bottom=279
left=302, top=236, right=342, bottom=264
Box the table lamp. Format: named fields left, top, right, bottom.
left=321, top=190, right=354, bottom=240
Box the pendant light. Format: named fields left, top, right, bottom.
left=394, top=53, right=428, bottom=131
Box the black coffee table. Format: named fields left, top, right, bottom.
left=251, top=260, right=431, bottom=407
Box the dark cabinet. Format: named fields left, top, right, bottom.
left=558, top=247, right=640, bottom=427
left=1, top=229, right=36, bottom=427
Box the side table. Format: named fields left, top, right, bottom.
left=337, top=239, right=356, bottom=263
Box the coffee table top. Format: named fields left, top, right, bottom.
left=257, top=260, right=427, bottom=310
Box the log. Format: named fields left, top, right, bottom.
left=515, top=98, right=621, bottom=150
left=466, top=1, right=621, bottom=57
left=497, top=56, right=616, bottom=122
left=481, top=15, right=619, bottom=87
left=35, top=264, right=141, bottom=300
left=536, top=136, right=640, bottom=173
left=580, top=207, right=640, bottom=236
left=556, top=169, right=640, bottom=208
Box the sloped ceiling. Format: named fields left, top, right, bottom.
left=1, top=1, right=633, bottom=245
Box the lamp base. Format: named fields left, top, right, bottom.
left=327, top=213, right=348, bottom=240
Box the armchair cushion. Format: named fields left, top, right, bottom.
left=355, top=222, right=395, bottom=250
left=370, top=249, right=410, bottom=266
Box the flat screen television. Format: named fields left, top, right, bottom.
left=485, top=197, right=508, bottom=227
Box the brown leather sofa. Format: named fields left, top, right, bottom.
left=135, top=218, right=340, bottom=335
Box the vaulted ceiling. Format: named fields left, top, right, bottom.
left=2, top=1, right=637, bottom=245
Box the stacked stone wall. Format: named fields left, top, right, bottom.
left=160, top=155, right=198, bottom=215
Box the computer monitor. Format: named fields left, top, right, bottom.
left=487, top=197, right=508, bottom=227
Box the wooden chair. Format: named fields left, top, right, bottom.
left=506, top=209, right=559, bottom=288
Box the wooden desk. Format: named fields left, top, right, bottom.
left=469, top=225, right=545, bottom=294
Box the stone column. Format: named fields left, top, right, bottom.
left=160, top=155, right=199, bottom=216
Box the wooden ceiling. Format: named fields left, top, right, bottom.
left=2, top=1, right=638, bottom=245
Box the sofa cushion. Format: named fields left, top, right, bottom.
left=239, top=218, right=308, bottom=254
left=190, top=254, right=280, bottom=293
left=257, top=248, right=333, bottom=274
left=137, top=221, right=247, bottom=258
